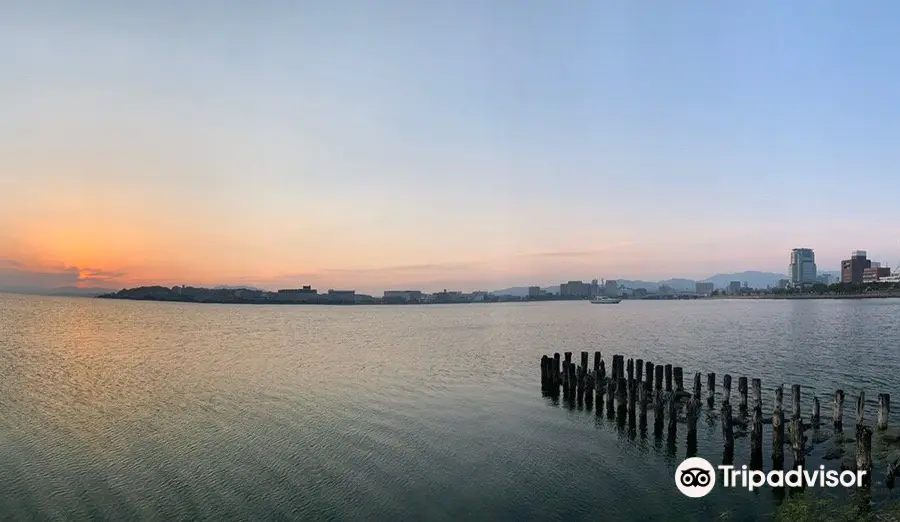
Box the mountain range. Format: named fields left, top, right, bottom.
left=491, top=270, right=842, bottom=297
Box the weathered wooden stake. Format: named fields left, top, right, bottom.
left=552, top=353, right=561, bottom=387
left=563, top=352, right=572, bottom=389
left=707, top=372, right=716, bottom=407
left=627, top=379, right=636, bottom=418
left=738, top=377, right=748, bottom=414
left=626, top=358, right=634, bottom=385
left=653, top=391, right=664, bottom=436
left=692, top=372, right=701, bottom=400
left=635, top=358, right=643, bottom=385
left=654, top=365, right=663, bottom=393
left=664, top=364, right=673, bottom=392
left=878, top=394, right=890, bottom=430
left=856, top=391, right=865, bottom=426
left=722, top=374, right=732, bottom=404
left=750, top=406, right=763, bottom=469
left=615, top=377, right=627, bottom=415
left=541, top=355, right=550, bottom=388
left=645, top=362, right=654, bottom=390
left=751, top=378, right=761, bottom=410
left=606, top=375, right=615, bottom=416
left=790, top=417, right=804, bottom=468
left=576, top=364, right=585, bottom=401
left=638, top=379, right=648, bottom=420
left=812, top=397, right=820, bottom=428
left=772, top=408, right=784, bottom=467
left=792, top=384, right=801, bottom=420
left=774, top=385, right=783, bottom=411
left=673, top=366, right=684, bottom=393
left=722, top=402, right=734, bottom=449
left=568, top=363, right=577, bottom=398
left=857, top=425, right=872, bottom=488
left=686, top=398, right=699, bottom=436
left=834, top=389, right=844, bottom=430
left=667, top=394, right=677, bottom=437
left=580, top=352, right=589, bottom=379
left=593, top=351, right=601, bottom=380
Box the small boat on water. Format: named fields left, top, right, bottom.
left=590, top=296, right=621, bottom=304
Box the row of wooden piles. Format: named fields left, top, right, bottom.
left=540, top=351, right=891, bottom=486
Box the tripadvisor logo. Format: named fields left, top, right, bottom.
left=675, top=457, right=867, bottom=498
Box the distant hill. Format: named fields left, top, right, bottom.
left=213, top=285, right=265, bottom=291
left=701, top=271, right=787, bottom=289
left=491, top=271, right=806, bottom=296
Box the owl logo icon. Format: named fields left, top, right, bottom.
left=675, top=457, right=716, bottom=498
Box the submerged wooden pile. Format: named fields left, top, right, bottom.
left=539, top=351, right=895, bottom=488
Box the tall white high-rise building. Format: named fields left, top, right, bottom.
left=789, top=248, right=817, bottom=287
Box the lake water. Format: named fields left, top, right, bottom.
left=2, top=294, right=900, bottom=521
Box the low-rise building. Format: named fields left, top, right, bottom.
left=863, top=267, right=891, bottom=283
left=695, top=282, right=714, bottom=295
left=728, top=281, right=741, bottom=294
left=528, top=286, right=541, bottom=298
left=383, top=290, right=424, bottom=304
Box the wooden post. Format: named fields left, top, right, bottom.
left=790, top=417, right=804, bottom=468
left=654, top=365, right=663, bottom=393
left=812, top=397, right=820, bottom=428
left=553, top=353, right=561, bottom=387
left=576, top=364, right=585, bottom=401
left=654, top=390, right=664, bottom=436
left=673, top=366, right=683, bottom=393
left=857, top=425, right=872, bottom=488
left=738, top=377, right=748, bottom=414
left=615, top=377, right=627, bottom=416
left=772, top=408, right=784, bottom=468
left=580, top=352, right=589, bottom=380
left=751, top=378, right=761, bottom=410
left=626, top=358, right=634, bottom=385
left=686, top=398, right=699, bottom=436
left=750, top=406, right=763, bottom=469
left=665, top=364, right=673, bottom=392
left=635, top=358, right=643, bottom=385
left=834, top=389, right=844, bottom=430
left=792, top=384, right=801, bottom=420
left=774, top=385, right=783, bottom=411
left=856, top=392, right=865, bottom=426
left=593, top=351, right=601, bottom=380
left=707, top=372, right=715, bottom=407
left=692, top=372, right=701, bottom=400
left=540, top=355, right=549, bottom=386
left=568, top=363, right=577, bottom=398
left=563, top=352, right=572, bottom=389
left=722, top=402, right=734, bottom=449
left=667, top=394, right=677, bottom=437
left=878, top=394, right=890, bottom=430
left=627, top=379, right=637, bottom=418
left=596, top=358, right=607, bottom=407
left=638, top=378, right=648, bottom=421
left=645, top=362, right=654, bottom=391
left=606, top=374, right=616, bottom=416
left=722, top=374, right=732, bottom=404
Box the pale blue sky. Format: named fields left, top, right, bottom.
left=3, top=1, right=900, bottom=291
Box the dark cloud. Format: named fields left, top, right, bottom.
left=0, top=261, right=125, bottom=290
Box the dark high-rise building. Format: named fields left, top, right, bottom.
left=841, top=250, right=871, bottom=284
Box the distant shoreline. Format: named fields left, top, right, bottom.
left=712, top=292, right=900, bottom=300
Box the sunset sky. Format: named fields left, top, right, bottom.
left=4, top=1, right=900, bottom=294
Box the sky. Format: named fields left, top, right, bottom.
left=3, top=1, right=900, bottom=294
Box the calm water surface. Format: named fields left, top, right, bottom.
left=2, top=294, right=900, bottom=521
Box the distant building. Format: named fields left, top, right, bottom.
left=326, top=289, right=356, bottom=303
left=604, top=279, right=619, bottom=297
left=559, top=281, right=591, bottom=299
left=841, top=250, right=871, bottom=284
left=590, top=279, right=600, bottom=298
left=789, top=248, right=817, bottom=288
left=695, top=282, right=714, bottom=295
left=728, top=281, right=741, bottom=294
left=777, top=279, right=790, bottom=289
left=433, top=290, right=464, bottom=303
left=383, top=290, right=424, bottom=304
left=863, top=267, right=891, bottom=283
left=276, top=286, right=318, bottom=302
left=658, top=284, right=675, bottom=296
left=528, top=286, right=541, bottom=298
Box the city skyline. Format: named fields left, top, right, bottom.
left=4, top=2, right=900, bottom=294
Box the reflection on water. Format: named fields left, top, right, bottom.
left=1, top=294, right=900, bottom=520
